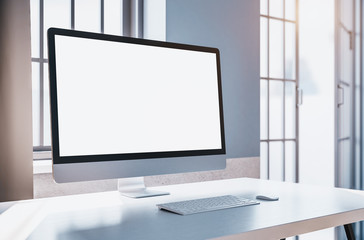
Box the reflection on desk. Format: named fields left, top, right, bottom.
left=1, top=178, right=364, bottom=240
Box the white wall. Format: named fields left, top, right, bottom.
left=299, top=0, right=335, bottom=239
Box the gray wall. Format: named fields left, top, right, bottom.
left=0, top=0, right=34, bottom=201
left=166, top=0, right=260, bottom=158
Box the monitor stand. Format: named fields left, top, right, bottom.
left=118, top=177, right=170, bottom=198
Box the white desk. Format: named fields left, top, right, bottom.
left=1, top=178, right=364, bottom=240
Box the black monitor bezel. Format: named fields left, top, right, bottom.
left=48, top=27, right=226, bottom=164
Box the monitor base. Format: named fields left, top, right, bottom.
left=118, top=177, right=170, bottom=198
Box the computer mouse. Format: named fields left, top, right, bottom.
left=256, top=195, right=279, bottom=201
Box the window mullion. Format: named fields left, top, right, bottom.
left=283, top=0, right=286, bottom=182
left=267, top=0, right=270, bottom=180
left=101, top=0, right=104, bottom=33
left=39, top=0, right=44, bottom=147
left=71, top=0, right=75, bottom=29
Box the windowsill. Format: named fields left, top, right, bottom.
left=33, top=151, right=52, bottom=174
left=33, top=151, right=52, bottom=160
left=33, top=159, right=52, bottom=174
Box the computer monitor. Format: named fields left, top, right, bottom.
left=48, top=28, right=226, bottom=197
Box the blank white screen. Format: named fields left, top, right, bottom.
left=55, top=36, right=222, bottom=157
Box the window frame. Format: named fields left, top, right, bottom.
left=31, top=0, right=122, bottom=158
left=260, top=0, right=299, bottom=182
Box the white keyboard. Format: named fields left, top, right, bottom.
left=157, top=195, right=260, bottom=215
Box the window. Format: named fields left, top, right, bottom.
left=260, top=0, right=298, bottom=182
left=30, top=0, right=123, bottom=153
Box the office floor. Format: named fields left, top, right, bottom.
left=33, top=157, right=259, bottom=198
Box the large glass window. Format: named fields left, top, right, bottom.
left=260, top=0, right=298, bottom=182
left=30, top=0, right=123, bottom=153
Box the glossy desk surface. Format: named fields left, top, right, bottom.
left=1, top=178, right=364, bottom=240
